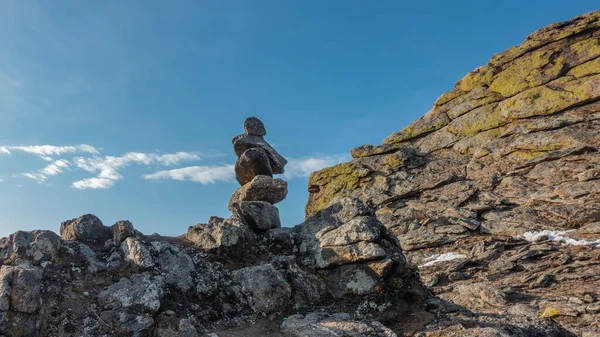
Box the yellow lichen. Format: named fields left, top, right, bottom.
left=499, top=74, right=600, bottom=120
left=540, top=306, right=560, bottom=318
left=457, top=66, right=496, bottom=92
left=383, top=110, right=450, bottom=144
left=489, top=49, right=566, bottom=97
left=306, top=162, right=370, bottom=217
left=567, top=57, right=600, bottom=78
left=447, top=103, right=506, bottom=138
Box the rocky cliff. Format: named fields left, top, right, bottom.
left=2, top=10, right=600, bottom=337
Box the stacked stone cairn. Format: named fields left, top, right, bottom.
left=228, top=117, right=288, bottom=232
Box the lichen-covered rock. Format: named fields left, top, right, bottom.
left=305, top=10, right=600, bottom=256
left=185, top=216, right=255, bottom=250
left=0, top=266, right=42, bottom=314
left=155, top=245, right=194, bottom=292
left=121, top=237, right=154, bottom=268
left=60, top=214, right=112, bottom=244
left=0, top=230, right=61, bottom=264
left=98, top=273, right=163, bottom=314
left=233, top=264, right=292, bottom=314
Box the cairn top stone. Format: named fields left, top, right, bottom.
left=244, top=117, right=266, bottom=136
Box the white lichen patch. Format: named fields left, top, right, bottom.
left=522, top=230, right=600, bottom=247
left=419, top=252, right=467, bottom=267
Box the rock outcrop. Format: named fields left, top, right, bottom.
left=3, top=11, right=600, bottom=337
left=304, top=9, right=600, bottom=336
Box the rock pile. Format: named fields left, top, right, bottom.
left=229, top=117, right=288, bottom=232
left=185, top=117, right=288, bottom=249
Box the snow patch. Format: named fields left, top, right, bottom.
left=522, top=230, right=600, bottom=247
left=419, top=252, right=467, bottom=267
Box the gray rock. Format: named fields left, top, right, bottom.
left=157, top=249, right=194, bottom=292
left=0, top=230, right=62, bottom=264
left=113, top=220, right=136, bottom=244
left=228, top=175, right=288, bottom=211
left=60, top=214, right=112, bottom=244
left=185, top=216, right=255, bottom=250
left=0, top=266, right=42, bottom=314
left=233, top=201, right=281, bottom=232
left=232, top=134, right=287, bottom=174
left=98, top=273, right=163, bottom=314
left=121, top=238, right=154, bottom=268
left=281, top=312, right=397, bottom=337
left=234, top=147, right=273, bottom=185
left=244, top=116, right=267, bottom=136
left=317, top=216, right=381, bottom=247
left=316, top=241, right=388, bottom=269
left=233, top=264, right=292, bottom=314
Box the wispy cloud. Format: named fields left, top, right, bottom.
left=143, top=154, right=349, bottom=185
left=143, top=165, right=235, bottom=184
left=72, top=152, right=201, bottom=189
left=24, top=159, right=70, bottom=182
left=0, top=145, right=98, bottom=158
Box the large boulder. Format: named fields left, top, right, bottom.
left=295, top=198, right=411, bottom=297
left=60, top=214, right=112, bottom=244
left=234, top=147, right=273, bottom=185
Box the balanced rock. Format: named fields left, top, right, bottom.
left=234, top=147, right=273, bottom=185
left=244, top=116, right=267, bottom=136
left=228, top=175, right=288, bottom=211
left=232, top=201, right=281, bottom=232
left=232, top=117, right=288, bottom=178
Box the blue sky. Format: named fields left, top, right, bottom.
left=1, top=1, right=598, bottom=238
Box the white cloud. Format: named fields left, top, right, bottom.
left=143, top=165, right=235, bottom=184
left=72, top=151, right=200, bottom=189
left=0, top=144, right=98, bottom=158
left=0, top=179, right=3, bottom=182
left=24, top=159, right=71, bottom=182
left=72, top=177, right=116, bottom=190
left=283, top=155, right=350, bottom=179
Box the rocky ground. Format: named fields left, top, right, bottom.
left=2, top=9, right=600, bottom=337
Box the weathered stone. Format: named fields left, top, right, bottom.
left=243, top=116, right=267, bottom=136
left=234, top=147, right=273, bottom=185
left=281, top=312, right=397, bottom=337
left=98, top=273, right=163, bottom=314
left=121, top=237, right=154, bottom=268
left=232, top=134, right=287, bottom=174
left=156, top=249, right=194, bottom=292
left=317, top=216, right=381, bottom=247
left=233, top=264, right=292, bottom=314
left=185, top=216, right=255, bottom=250
left=60, top=214, right=112, bottom=244
left=113, top=220, right=136, bottom=244
left=232, top=201, right=281, bottom=232
left=0, top=266, right=43, bottom=314
left=228, top=175, right=288, bottom=211
left=316, top=241, right=387, bottom=269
